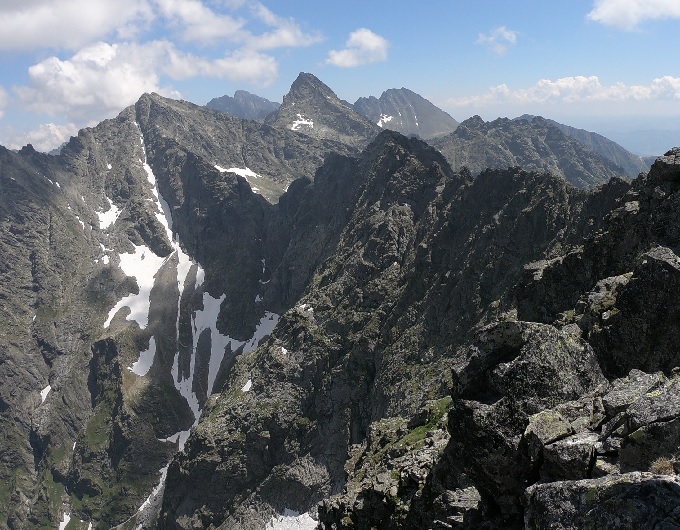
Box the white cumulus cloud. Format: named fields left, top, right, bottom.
left=326, top=28, right=389, bottom=68
left=476, top=26, right=518, bottom=56
left=247, top=3, right=323, bottom=50
left=0, top=0, right=321, bottom=51
left=3, top=123, right=80, bottom=152
left=0, top=0, right=152, bottom=51
left=587, top=0, right=680, bottom=30
left=154, top=0, right=247, bottom=44
left=15, top=42, right=175, bottom=123
left=447, top=75, right=680, bottom=109
left=14, top=40, right=281, bottom=124
left=163, top=46, right=278, bottom=82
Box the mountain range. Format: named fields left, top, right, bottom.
left=1, top=72, right=679, bottom=530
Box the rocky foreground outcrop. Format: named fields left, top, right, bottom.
left=403, top=149, right=680, bottom=529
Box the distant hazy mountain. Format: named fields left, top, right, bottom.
left=354, top=88, right=459, bottom=139
left=206, top=90, right=280, bottom=121
left=264, top=72, right=380, bottom=149
left=515, top=114, right=652, bottom=178
left=431, top=115, right=627, bottom=188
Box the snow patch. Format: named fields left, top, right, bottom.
left=281, top=346, right=288, bottom=355
left=107, top=163, right=112, bottom=170
left=266, top=509, right=317, bottom=530
left=103, top=243, right=167, bottom=329
left=377, top=114, right=394, bottom=127
left=58, top=512, right=71, bottom=530
left=97, top=197, right=121, bottom=229
left=74, top=215, right=86, bottom=230
left=242, top=379, right=252, bottom=392
left=246, top=312, right=280, bottom=351
left=291, top=114, right=314, bottom=131
left=138, top=465, right=168, bottom=513
left=215, top=165, right=264, bottom=195
left=129, top=337, right=155, bottom=376
left=40, top=385, right=51, bottom=403
left=158, top=430, right=191, bottom=451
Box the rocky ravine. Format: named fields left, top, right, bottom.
left=0, top=90, right=360, bottom=529
left=1, top=75, right=680, bottom=530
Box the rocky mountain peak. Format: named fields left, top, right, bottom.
left=354, top=87, right=459, bottom=140
left=432, top=114, right=626, bottom=188
left=264, top=72, right=380, bottom=149
left=4, top=71, right=680, bottom=530
left=205, top=89, right=280, bottom=121
left=514, top=114, right=653, bottom=178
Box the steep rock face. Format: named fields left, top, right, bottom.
left=515, top=114, right=651, bottom=178
left=429, top=149, right=680, bottom=528
left=519, top=148, right=680, bottom=377
left=136, top=92, right=357, bottom=203
left=354, top=88, right=459, bottom=140
left=159, top=131, right=627, bottom=529
left=431, top=116, right=627, bottom=188
left=205, top=90, right=280, bottom=121
left=265, top=73, right=380, bottom=149
left=0, top=88, right=359, bottom=529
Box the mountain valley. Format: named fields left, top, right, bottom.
left=0, top=73, right=679, bottom=530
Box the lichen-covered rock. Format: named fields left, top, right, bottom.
left=601, top=369, right=665, bottom=417
left=540, top=432, right=598, bottom=481
left=524, top=472, right=680, bottom=529
left=447, top=321, right=606, bottom=526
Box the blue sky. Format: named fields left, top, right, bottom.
left=0, top=0, right=679, bottom=154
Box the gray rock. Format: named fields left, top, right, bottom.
left=431, top=115, right=627, bottom=188
left=524, top=472, right=680, bottom=529
left=602, top=369, right=665, bottom=417
left=541, top=432, right=598, bottom=481
left=354, top=88, right=459, bottom=140
left=205, top=90, right=280, bottom=121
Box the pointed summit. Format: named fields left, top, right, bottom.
left=354, top=87, right=459, bottom=140
left=265, top=72, right=379, bottom=149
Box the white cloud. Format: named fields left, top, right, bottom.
left=326, top=28, right=389, bottom=68
left=0, top=86, right=7, bottom=119
left=447, top=75, right=680, bottom=109
left=163, top=46, right=278, bottom=83
left=154, top=0, right=247, bottom=44
left=587, top=0, right=680, bottom=30
left=0, top=0, right=152, bottom=51
left=0, top=0, right=321, bottom=51
left=3, top=122, right=80, bottom=152
left=476, top=26, right=517, bottom=56
left=15, top=42, right=174, bottom=123
left=14, top=40, right=280, bottom=124
left=247, top=3, right=323, bottom=50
